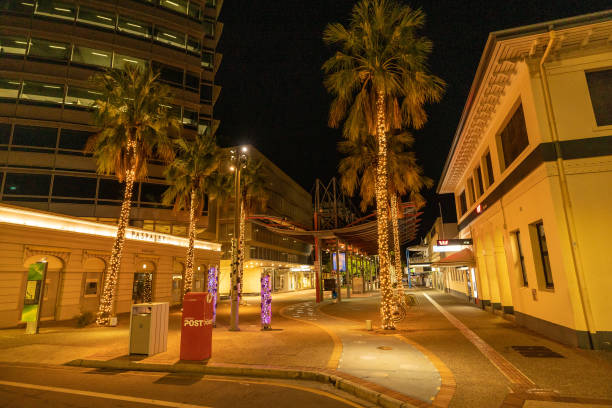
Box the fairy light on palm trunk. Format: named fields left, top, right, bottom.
left=375, top=91, right=394, bottom=330
left=238, top=199, right=245, bottom=299
left=390, top=194, right=404, bottom=290
left=97, top=138, right=137, bottom=325
left=184, top=189, right=198, bottom=296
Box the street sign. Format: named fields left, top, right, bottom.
left=436, top=239, right=473, bottom=246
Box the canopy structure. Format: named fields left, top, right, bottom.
left=433, top=248, right=475, bottom=267
left=250, top=202, right=422, bottom=255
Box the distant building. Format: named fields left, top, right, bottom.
left=438, top=11, right=612, bottom=349
left=217, top=146, right=314, bottom=295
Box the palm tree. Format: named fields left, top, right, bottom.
left=162, top=132, right=220, bottom=298
left=237, top=160, right=268, bottom=296
left=324, top=0, right=444, bottom=328
left=339, top=131, right=431, bottom=292
left=87, top=63, right=179, bottom=325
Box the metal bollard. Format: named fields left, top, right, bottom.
left=365, top=319, right=372, bottom=331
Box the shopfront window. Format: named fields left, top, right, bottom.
left=12, top=125, right=57, bottom=148
left=0, top=78, right=21, bottom=100
left=4, top=173, right=51, bottom=196
left=20, top=81, right=64, bottom=105
left=0, top=35, right=28, bottom=56
left=71, top=46, right=111, bottom=68
left=154, top=26, right=185, bottom=49
left=65, top=86, right=100, bottom=110
left=117, top=16, right=152, bottom=39
left=77, top=6, right=116, bottom=30
left=34, top=0, right=76, bottom=21
left=52, top=175, right=97, bottom=198
left=28, top=38, right=70, bottom=61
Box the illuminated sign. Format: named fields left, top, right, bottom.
left=433, top=245, right=463, bottom=252
left=476, top=204, right=482, bottom=214
left=436, top=239, right=473, bottom=246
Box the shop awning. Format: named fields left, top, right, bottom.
left=433, top=248, right=475, bottom=267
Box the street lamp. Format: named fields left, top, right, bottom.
left=229, top=146, right=248, bottom=331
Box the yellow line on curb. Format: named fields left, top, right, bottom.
left=279, top=303, right=343, bottom=370
left=0, top=379, right=210, bottom=408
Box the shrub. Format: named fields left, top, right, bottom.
left=77, top=311, right=96, bottom=327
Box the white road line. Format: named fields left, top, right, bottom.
left=0, top=380, right=212, bottom=408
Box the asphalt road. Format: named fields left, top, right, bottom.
left=0, top=363, right=373, bottom=408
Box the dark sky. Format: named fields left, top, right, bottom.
left=215, top=0, right=610, bottom=238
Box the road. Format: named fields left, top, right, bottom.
left=0, top=363, right=373, bottom=408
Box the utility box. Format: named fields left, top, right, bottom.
left=352, top=277, right=363, bottom=294
left=129, top=302, right=169, bottom=356
left=180, top=292, right=214, bottom=361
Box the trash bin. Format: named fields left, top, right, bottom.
left=129, top=302, right=169, bottom=356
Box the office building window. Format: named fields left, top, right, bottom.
left=52, top=175, right=97, bottom=198
left=117, top=16, right=152, bottom=39
left=77, top=7, right=116, bottom=30
left=202, top=52, right=214, bottom=69
left=513, top=230, right=528, bottom=286
left=35, top=0, right=76, bottom=21
left=0, top=124, right=10, bottom=145
left=459, top=191, right=467, bottom=216
left=534, top=222, right=553, bottom=289
left=484, top=151, right=494, bottom=187
left=475, top=166, right=484, bottom=196
left=187, top=35, right=201, bottom=55
left=28, top=38, right=70, bottom=61
left=185, top=71, right=200, bottom=90
left=188, top=3, right=201, bottom=21
left=0, top=35, right=28, bottom=56
left=12, top=125, right=57, bottom=148
left=182, top=109, right=198, bottom=128
left=198, top=118, right=211, bottom=136
left=467, top=177, right=475, bottom=205
left=20, top=81, right=64, bottom=105
left=203, top=20, right=215, bottom=38
left=499, top=104, right=529, bottom=170
left=98, top=178, right=123, bottom=200
left=1, top=0, right=35, bottom=13
left=154, top=26, right=185, bottom=49
left=154, top=62, right=183, bottom=86
left=65, top=86, right=100, bottom=110
left=71, top=46, right=111, bottom=68
left=113, top=54, right=146, bottom=70
left=160, top=0, right=187, bottom=15
left=140, top=182, right=166, bottom=203
left=585, top=69, right=612, bottom=126
left=4, top=173, right=51, bottom=196
left=200, top=83, right=212, bottom=102
left=58, top=128, right=92, bottom=151
left=205, top=0, right=216, bottom=7
left=0, top=78, right=21, bottom=100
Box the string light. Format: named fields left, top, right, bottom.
left=97, top=139, right=137, bottom=326
left=207, top=265, right=218, bottom=326
left=184, top=190, right=197, bottom=296
left=390, top=194, right=404, bottom=291
left=374, top=91, right=394, bottom=330
left=143, top=272, right=152, bottom=302
left=260, top=272, right=272, bottom=329
left=238, top=200, right=245, bottom=300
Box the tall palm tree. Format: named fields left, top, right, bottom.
left=237, top=160, right=268, bottom=296
left=324, top=0, right=444, bottom=328
left=87, top=63, right=179, bottom=325
left=339, top=131, right=431, bottom=291
left=162, top=133, right=220, bottom=298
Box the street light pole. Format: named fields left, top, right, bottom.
left=230, top=147, right=247, bottom=331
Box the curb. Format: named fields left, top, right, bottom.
left=66, top=359, right=418, bottom=408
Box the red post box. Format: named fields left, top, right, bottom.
left=180, top=292, right=214, bottom=361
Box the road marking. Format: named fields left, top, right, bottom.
left=0, top=380, right=211, bottom=408
left=423, top=292, right=535, bottom=388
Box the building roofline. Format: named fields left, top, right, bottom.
left=436, top=9, right=612, bottom=193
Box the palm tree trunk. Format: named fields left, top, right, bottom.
left=238, top=198, right=245, bottom=298
left=184, top=188, right=198, bottom=296
left=374, top=91, right=394, bottom=329
left=97, top=138, right=137, bottom=325
left=390, top=194, right=404, bottom=290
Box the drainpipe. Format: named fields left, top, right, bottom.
left=539, top=30, right=595, bottom=348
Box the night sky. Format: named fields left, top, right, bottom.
left=215, top=0, right=610, bottom=238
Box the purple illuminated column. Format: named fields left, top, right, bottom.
left=260, top=272, right=272, bottom=330
left=207, top=266, right=218, bottom=326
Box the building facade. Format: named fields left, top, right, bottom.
left=0, top=203, right=220, bottom=328
left=438, top=11, right=612, bottom=349
left=0, top=0, right=222, bottom=237
left=217, top=146, right=314, bottom=295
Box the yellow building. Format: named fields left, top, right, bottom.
left=438, top=11, right=612, bottom=349
left=0, top=204, right=220, bottom=328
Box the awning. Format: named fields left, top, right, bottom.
left=433, top=248, right=475, bottom=267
